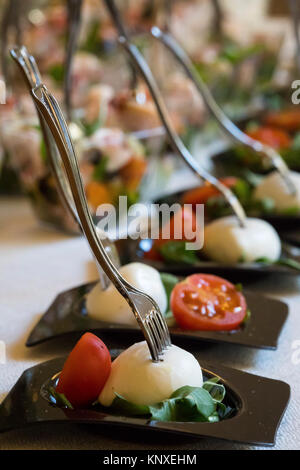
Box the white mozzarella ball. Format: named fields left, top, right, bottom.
left=99, top=341, right=203, bottom=406
left=203, top=215, right=281, bottom=263
left=254, top=170, right=300, bottom=212
left=86, top=263, right=167, bottom=326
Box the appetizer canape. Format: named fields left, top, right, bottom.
left=144, top=204, right=286, bottom=267
left=221, top=108, right=300, bottom=172
left=52, top=332, right=231, bottom=422
left=86, top=261, right=249, bottom=333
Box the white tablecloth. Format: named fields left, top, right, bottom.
left=0, top=197, right=300, bottom=450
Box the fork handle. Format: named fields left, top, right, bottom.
left=150, top=27, right=297, bottom=196
left=11, top=47, right=120, bottom=289
left=64, top=0, right=83, bottom=121
left=10, top=46, right=80, bottom=225
left=32, top=85, right=135, bottom=301
left=118, top=36, right=247, bottom=227
left=103, top=0, right=246, bottom=226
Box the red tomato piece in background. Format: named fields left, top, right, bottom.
left=144, top=206, right=198, bottom=260
left=264, top=109, right=300, bottom=132
left=246, top=126, right=291, bottom=149
left=181, top=177, right=238, bottom=207
left=170, top=274, right=247, bottom=331
left=56, top=332, right=111, bottom=408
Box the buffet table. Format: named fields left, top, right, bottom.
left=1, top=196, right=300, bottom=450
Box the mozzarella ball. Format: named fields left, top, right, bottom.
left=99, top=341, right=203, bottom=406
left=86, top=263, right=167, bottom=326
left=203, top=215, right=281, bottom=263
left=253, top=170, right=300, bottom=212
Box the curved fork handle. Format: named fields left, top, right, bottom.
left=117, top=36, right=247, bottom=227
left=31, top=85, right=168, bottom=363
left=10, top=46, right=79, bottom=224
left=31, top=85, right=133, bottom=298
left=103, top=0, right=245, bottom=226
left=64, top=0, right=83, bottom=121
left=150, top=27, right=296, bottom=196
left=11, top=46, right=120, bottom=288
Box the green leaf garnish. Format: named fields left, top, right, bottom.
left=279, top=206, right=300, bottom=216
left=83, top=118, right=102, bottom=137
left=160, top=272, right=179, bottom=311
left=92, top=157, right=108, bottom=181
left=255, top=257, right=300, bottom=272
left=159, top=241, right=199, bottom=265
left=48, top=387, right=74, bottom=409
left=47, top=63, right=64, bottom=84
left=107, top=382, right=228, bottom=423
left=242, top=309, right=251, bottom=325
left=276, top=257, right=300, bottom=271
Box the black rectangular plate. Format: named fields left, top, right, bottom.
left=26, top=281, right=288, bottom=350
left=120, top=237, right=300, bottom=282
left=210, top=149, right=300, bottom=232
left=280, top=229, right=300, bottom=247
left=0, top=354, right=290, bottom=446
left=153, top=188, right=300, bottom=244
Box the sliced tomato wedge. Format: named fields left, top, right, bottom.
left=170, top=274, right=247, bottom=331
left=181, top=177, right=238, bottom=207
left=56, top=333, right=111, bottom=408
left=264, top=109, right=300, bottom=132
left=246, top=126, right=291, bottom=149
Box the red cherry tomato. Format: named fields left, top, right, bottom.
left=170, top=274, right=247, bottom=331
left=264, top=109, right=300, bottom=132
left=56, top=333, right=111, bottom=408
left=246, top=126, right=291, bottom=149
left=181, top=177, right=238, bottom=207
left=145, top=206, right=198, bottom=260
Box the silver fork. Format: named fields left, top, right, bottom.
left=103, top=0, right=246, bottom=227
left=64, top=0, right=83, bottom=121
left=150, top=26, right=297, bottom=196
left=31, top=82, right=171, bottom=362
left=289, top=0, right=300, bottom=75
left=10, top=45, right=120, bottom=290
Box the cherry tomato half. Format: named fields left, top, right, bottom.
left=246, top=126, right=291, bottom=150
left=170, top=274, right=247, bottom=331
left=56, top=333, right=111, bottom=408
left=181, top=177, right=238, bottom=207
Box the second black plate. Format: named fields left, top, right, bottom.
left=26, top=281, right=288, bottom=350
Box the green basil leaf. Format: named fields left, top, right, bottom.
left=93, top=157, right=108, bottom=181
left=242, top=309, right=251, bottom=325
left=160, top=272, right=179, bottom=311
left=48, top=387, right=73, bottom=409
left=111, top=393, right=150, bottom=416
left=256, top=256, right=300, bottom=272
left=292, top=132, right=300, bottom=150
left=276, top=257, right=300, bottom=272
left=47, top=63, right=64, bottom=83
left=279, top=206, right=300, bottom=216
left=149, top=399, right=178, bottom=421
left=83, top=118, right=102, bottom=137
left=40, top=139, right=47, bottom=162
left=109, top=385, right=220, bottom=423
left=169, top=385, right=216, bottom=419
left=202, top=379, right=225, bottom=403
left=233, top=179, right=251, bottom=205
left=159, top=241, right=199, bottom=265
